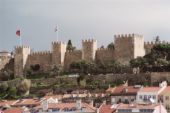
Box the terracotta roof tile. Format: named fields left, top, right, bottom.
left=117, top=103, right=159, bottom=109
left=0, top=100, right=17, bottom=107
left=43, top=95, right=63, bottom=100
left=99, top=104, right=115, bottom=113
left=111, top=86, right=140, bottom=95
left=14, top=99, right=41, bottom=106
left=139, top=87, right=160, bottom=92
left=36, top=102, right=96, bottom=112
left=3, top=107, right=23, bottom=113
left=159, top=86, right=170, bottom=95
left=106, top=87, right=116, bottom=93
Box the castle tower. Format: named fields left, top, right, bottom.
left=52, top=42, right=66, bottom=66
left=82, top=39, right=97, bottom=62
left=14, top=46, right=30, bottom=77
left=114, top=34, right=145, bottom=65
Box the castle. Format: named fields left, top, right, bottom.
left=0, top=33, right=169, bottom=77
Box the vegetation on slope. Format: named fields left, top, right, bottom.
left=130, top=43, right=170, bottom=72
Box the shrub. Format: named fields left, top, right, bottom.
left=0, top=82, right=8, bottom=91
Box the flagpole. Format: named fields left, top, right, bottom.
left=57, top=30, right=58, bottom=42
left=55, top=25, right=59, bottom=42
left=19, top=36, right=22, bottom=46
left=57, top=25, right=59, bottom=42
left=20, top=29, right=22, bottom=46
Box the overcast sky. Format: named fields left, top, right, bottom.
left=1, top=0, right=170, bottom=52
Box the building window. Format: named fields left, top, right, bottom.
left=166, top=105, right=170, bottom=110
left=153, top=95, right=156, bottom=99
left=144, top=95, right=147, bottom=101
left=148, top=95, right=151, bottom=99
left=166, top=96, right=169, bottom=100
left=139, top=95, right=142, bottom=99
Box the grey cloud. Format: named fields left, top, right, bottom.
left=1, top=0, right=170, bottom=51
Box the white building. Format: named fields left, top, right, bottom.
left=136, top=81, right=167, bottom=104
left=34, top=99, right=97, bottom=113
left=115, top=103, right=167, bottom=113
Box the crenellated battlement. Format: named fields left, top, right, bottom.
left=12, top=34, right=170, bottom=76
left=82, top=38, right=97, bottom=62
left=30, top=51, right=51, bottom=56
left=82, top=39, right=97, bottom=43
left=114, top=33, right=143, bottom=39
left=15, top=45, right=30, bottom=50
left=65, top=50, right=82, bottom=53
left=52, top=41, right=66, bottom=45
left=65, top=50, right=74, bottom=53
left=97, top=48, right=114, bottom=51
left=144, top=41, right=170, bottom=46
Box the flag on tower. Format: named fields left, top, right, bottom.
left=16, top=30, right=20, bottom=37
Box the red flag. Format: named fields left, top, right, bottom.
left=16, top=30, right=20, bottom=37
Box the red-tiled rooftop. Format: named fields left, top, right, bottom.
left=0, top=100, right=17, bottom=107
left=159, top=86, right=170, bottom=94
left=106, top=87, right=115, bottom=93
left=14, top=99, right=41, bottom=106
left=3, top=107, right=23, bottom=113
left=43, top=95, right=63, bottom=100
left=139, top=87, right=160, bottom=92
left=117, top=103, right=159, bottom=109
left=111, top=86, right=140, bottom=95
left=99, top=104, right=115, bottom=113
left=36, top=102, right=96, bottom=112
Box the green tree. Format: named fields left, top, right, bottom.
left=70, top=60, right=90, bottom=73
left=155, top=36, right=160, bottom=44
left=8, top=87, right=17, bottom=98
left=156, top=58, right=169, bottom=66
left=67, top=40, right=76, bottom=51
left=130, top=57, right=148, bottom=68
left=107, top=42, right=114, bottom=49
left=0, top=82, right=8, bottom=91
left=30, top=64, right=40, bottom=71
left=52, top=65, right=62, bottom=76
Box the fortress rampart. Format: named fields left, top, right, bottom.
left=1, top=33, right=168, bottom=76
left=25, top=51, right=52, bottom=71
left=96, top=48, right=115, bottom=63
left=64, top=50, right=82, bottom=70
left=144, top=41, right=170, bottom=54
left=114, top=34, right=145, bottom=65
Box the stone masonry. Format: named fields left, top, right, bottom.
left=1, top=33, right=167, bottom=76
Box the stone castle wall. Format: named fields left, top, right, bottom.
left=114, top=34, right=145, bottom=64
left=144, top=41, right=170, bottom=55
left=10, top=34, right=170, bottom=76
left=52, top=42, right=66, bottom=66
left=114, top=34, right=135, bottom=64
left=25, top=51, right=52, bottom=71
left=95, top=48, right=115, bottom=62
left=134, top=36, right=145, bottom=58
left=64, top=50, right=82, bottom=70
left=14, top=46, right=30, bottom=77
left=82, top=39, right=97, bottom=62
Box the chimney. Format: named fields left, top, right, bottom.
left=90, top=100, right=94, bottom=107
left=103, top=100, right=106, bottom=105
left=123, top=80, right=128, bottom=87
left=76, top=99, right=82, bottom=110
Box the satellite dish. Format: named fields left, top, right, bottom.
left=150, top=98, right=155, bottom=104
